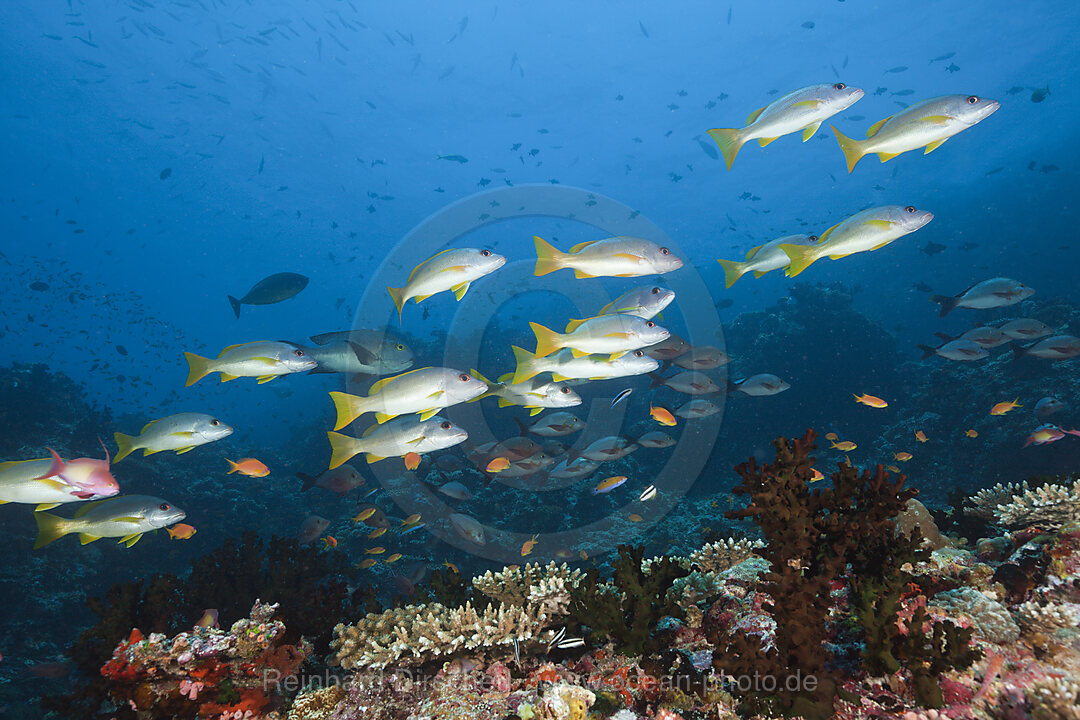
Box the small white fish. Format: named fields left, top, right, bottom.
left=717, top=234, right=818, bottom=287
left=781, top=205, right=934, bottom=277
left=114, top=413, right=233, bottom=462
left=449, top=512, right=486, bottom=545
left=330, top=367, right=487, bottom=428
left=998, top=318, right=1054, bottom=341
left=708, top=82, right=865, bottom=169
left=918, top=339, right=989, bottom=361
left=387, top=248, right=506, bottom=319
left=598, top=285, right=675, bottom=319
left=184, top=341, right=316, bottom=386
left=931, top=278, right=1034, bottom=317
left=578, top=436, right=639, bottom=462
left=549, top=456, right=600, bottom=479
left=832, top=94, right=1000, bottom=172
left=639, top=484, right=657, bottom=501
left=511, top=347, right=657, bottom=385
left=533, top=236, right=683, bottom=278
left=326, top=415, right=468, bottom=468
left=933, top=327, right=1010, bottom=349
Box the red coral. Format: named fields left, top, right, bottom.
left=197, top=688, right=268, bottom=718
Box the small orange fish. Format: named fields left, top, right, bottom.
left=401, top=513, right=422, bottom=526
left=321, top=536, right=338, bottom=549
left=225, top=458, right=270, bottom=477
left=965, top=429, right=978, bottom=438
left=403, top=452, right=421, bottom=470
left=355, top=558, right=378, bottom=569
left=366, top=546, right=386, bottom=555
left=886, top=464, right=901, bottom=473
left=628, top=513, right=643, bottom=522
left=915, top=430, right=928, bottom=443
left=853, top=393, right=888, bottom=409
left=353, top=508, right=377, bottom=524
left=990, top=398, right=1021, bottom=416
left=442, top=560, right=459, bottom=574
left=521, top=534, right=539, bottom=556
left=894, top=452, right=912, bottom=461
left=368, top=527, right=388, bottom=539
left=809, top=469, right=825, bottom=482
left=825, top=432, right=838, bottom=441
left=166, top=523, right=197, bottom=540
left=650, top=405, right=677, bottom=427
left=486, top=457, right=510, bottom=472
left=385, top=553, right=402, bottom=563
left=830, top=440, right=857, bottom=451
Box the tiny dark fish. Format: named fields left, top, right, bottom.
left=891, top=89, right=914, bottom=96
left=874, top=87, right=888, bottom=96
left=695, top=136, right=719, bottom=160
left=611, top=388, right=633, bottom=407
left=116, top=345, right=128, bottom=356
left=912, top=282, right=933, bottom=293
left=920, top=241, right=946, bottom=256
left=1031, top=86, right=1050, bottom=103
left=639, top=20, right=649, bottom=38
left=159, top=167, right=171, bottom=180
left=929, top=52, right=955, bottom=63
left=30, top=281, right=49, bottom=292
left=1005, top=86, right=1025, bottom=95
left=884, top=65, right=908, bottom=73
left=945, top=63, right=959, bottom=73
left=846, top=115, right=865, bottom=121
left=227, top=272, right=309, bottom=318
left=716, top=298, right=734, bottom=310
left=1028, top=161, right=1037, bottom=171
left=437, top=154, right=469, bottom=164
left=801, top=20, right=815, bottom=28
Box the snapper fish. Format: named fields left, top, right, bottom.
left=781, top=205, right=934, bottom=277
left=575, top=435, right=639, bottom=462
left=729, top=374, right=790, bottom=396
left=530, top=315, right=669, bottom=358
left=296, top=464, right=365, bottom=494
left=675, top=399, right=721, bottom=418
left=533, top=236, right=683, bottom=278
left=326, top=415, right=468, bottom=468
left=708, top=82, right=865, bottom=169
left=644, top=335, right=690, bottom=360
left=716, top=234, right=818, bottom=287
left=0, top=449, right=120, bottom=509
left=931, top=278, right=1034, bottom=317
left=672, top=346, right=730, bottom=371
left=997, top=318, right=1054, bottom=341
left=832, top=94, right=1000, bottom=172
left=449, top=512, right=486, bottom=545
left=513, top=412, right=585, bottom=437
left=227, top=272, right=309, bottom=319
left=917, top=338, right=989, bottom=361
left=468, top=370, right=581, bottom=416
left=933, top=327, right=1011, bottom=349
left=184, top=341, right=316, bottom=386
left=34, top=495, right=185, bottom=548
left=511, top=346, right=657, bottom=384
left=329, top=367, right=487, bottom=428
left=387, top=248, right=506, bottom=319
left=113, top=413, right=233, bottom=462
left=1013, top=335, right=1080, bottom=361
left=637, top=431, right=676, bottom=448
left=598, top=285, right=675, bottom=319
left=308, top=330, right=415, bottom=375
left=649, top=371, right=721, bottom=395
left=549, top=456, right=600, bottom=479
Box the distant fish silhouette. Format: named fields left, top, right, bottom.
left=227, top=272, right=309, bottom=318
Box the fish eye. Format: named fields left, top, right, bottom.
left=634, top=350, right=645, bottom=357
left=808, top=235, right=818, bottom=242
left=905, top=206, right=916, bottom=213
left=441, top=421, right=452, bottom=429
left=560, top=386, right=570, bottom=394
left=646, top=321, right=655, bottom=328
left=834, top=83, right=845, bottom=90
left=480, top=249, right=491, bottom=256
left=967, top=96, right=978, bottom=104
left=210, top=419, right=220, bottom=426
left=459, top=373, right=470, bottom=382
left=159, top=503, right=170, bottom=511
left=659, top=247, right=670, bottom=255
left=395, top=343, right=405, bottom=351
left=651, top=287, right=660, bottom=294
left=294, top=349, right=304, bottom=357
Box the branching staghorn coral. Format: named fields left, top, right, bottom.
left=472, top=561, right=585, bottom=614
left=966, top=476, right=1080, bottom=529
left=1014, top=599, right=1080, bottom=635
left=966, top=481, right=1027, bottom=519
left=688, top=537, right=765, bottom=573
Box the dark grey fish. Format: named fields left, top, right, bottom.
left=30, top=281, right=49, bottom=291
left=159, top=167, right=171, bottom=180
left=227, top=272, right=309, bottom=318
left=1031, top=86, right=1050, bottom=103
left=884, top=65, right=908, bottom=73
left=929, top=52, right=955, bottom=63
left=308, top=329, right=415, bottom=375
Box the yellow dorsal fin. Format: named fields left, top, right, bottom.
left=0, top=459, right=33, bottom=471
left=569, top=240, right=597, bottom=254
left=497, top=372, right=514, bottom=384
left=564, top=318, right=588, bottom=333
left=817, top=222, right=841, bottom=244
left=744, top=244, right=763, bottom=260
left=408, top=248, right=453, bottom=283
left=140, top=419, right=158, bottom=434
left=529, top=407, right=543, bottom=416
left=866, top=116, right=892, bottom=138
left=217, top=343, right=247, bottom=357
left=361, top=424, right=379, bottom=438
left=74, top=500, right=109, bottom=518
left=369, top=368, right=422, bottom=395
left=745, top=106, right=767, bottom=125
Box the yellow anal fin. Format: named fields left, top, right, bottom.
left=570, top=348, right=589, bottom=358
left=219, top=373, right=239, bottom=382
left=413, top=294, right=433, bottom=303
left=35, top=503, right=61, bottom=511
left=924, top=138, right=948, bottom=154
left=365, top=455, right=386, bottom=463
left=375, top=412, right=396, bottom=424
left=828, top=253, right=854, bottom=260
left=802, top=121, right=822, bottom=142
left=79, top=534, right=101, bottom=545
left=757, top=136, right=781, bottom=147
left=529, top=407, right=544, bottom=416
left=451, top=282, right=471, bottom=301
left=256, top=375, right=277, bottom=384
left=175, top=446, right=195, bottom=455
left=876, top=152, right=902, bottom=162
left=753, top=271, right=767, bottom=278
left=419, top=408, right=440, bottom=421
left=573, top=270, right=598, bottom=279
left=497, top=397, right=513, bottom=408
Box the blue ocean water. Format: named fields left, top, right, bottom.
left=1, top=0, right=1079, bottom=717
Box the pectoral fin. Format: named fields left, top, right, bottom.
left=451, top=282, right=471, bottom=300
left=919, top=115, right=951, bottom=125
left=256, top=375, right=277, bottom=384
left=175, top=446, right=195, bottom=455
left=35, top=503, right=61, bottom=511
left=406, top=436, right=426, bottom=444
left=439, top=265, right=468, bottom=273
left=864, top=219, right=895, bottom=230
left=612, top=253, right=644, bottom=262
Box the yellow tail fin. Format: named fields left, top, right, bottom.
left=716, top=258, right=748, bottom=288
left=183, top=352, right=212, bottom=387
left=34, top=511, right=70, bottom=549
left=511, top=345, right=541, bottom=385
left=533, top=236, right=567, bottom=276
left=327, top=431, right=363, bottom=470
left=386, top=286, right=407, bottom=320
left=225, top=459, right=239, bottom=474
left=113, top=432, right=138, bottom=463
left=530, top=322, right=564, bottom=358
left=706, top=128, right=744, bottom=170
left=831, top=125, right=865, bottom=173
left=779, top=244, right=819, bottom=278
left=329, top=391, right=370, bottom=431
